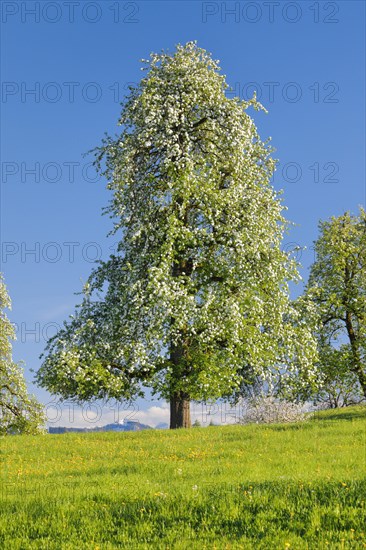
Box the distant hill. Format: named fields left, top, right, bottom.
left=48, top=420, right=153, bottom=434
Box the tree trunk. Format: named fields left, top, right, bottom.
left=344, top=263, right=366, bottom=398
left=345, top=310, right=366, bottom=398
left=170, top=391, right=191, bottom=429
left=169, top=257, right=193, bottom=429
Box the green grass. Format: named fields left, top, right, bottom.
left=1, top=406, right=365, bottom=549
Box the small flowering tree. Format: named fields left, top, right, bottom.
left=36, top=42, right=317, bottom=428
left=0, top=275, right=45, bottom=435
left=239, top=394, right=306, bottom=425
left=303, top=208, right=366, bottom=403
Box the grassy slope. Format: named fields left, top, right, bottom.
left=0, top=406, right=365, bottom=549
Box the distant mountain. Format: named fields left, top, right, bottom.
left=155, top=422, right=169, bottom=429
left=48, top=420, right=153, bottom=434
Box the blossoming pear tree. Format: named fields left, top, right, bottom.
left=36, top=42, right=317, bottom=428
left=0, top=275, right=45, bottom=435
left=303, top=207, right=366, bottom=401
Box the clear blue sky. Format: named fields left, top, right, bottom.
left=1, top=0, right=365, bottom=427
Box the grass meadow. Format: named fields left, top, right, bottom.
left=0, top=406, right=365, bottom=549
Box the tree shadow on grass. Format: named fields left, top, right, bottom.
left=310, top=406, right=366, bottom=423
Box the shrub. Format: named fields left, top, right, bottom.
left=239, top=395, right=306, bottom=424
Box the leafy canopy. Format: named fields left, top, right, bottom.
left=304, top=207, right=366, bottom=401
left=36, top=42, right=317, bottom=404
left=0, top=275, right=45, bottom=435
